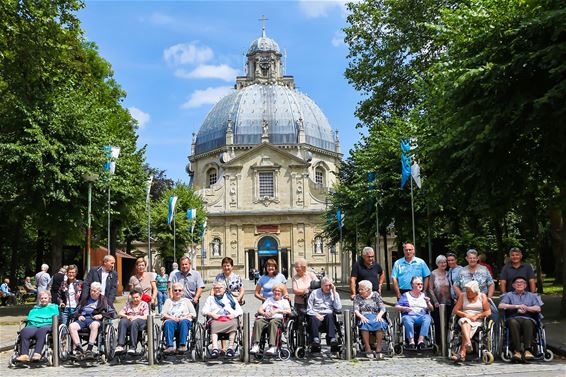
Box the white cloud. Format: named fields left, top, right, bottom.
left=149, top=12, right=174, bottom=25
left=163, top=42, right=214, bottom=65
left=331, top=30, right=346, bottom=47
left=128, top=107, right=150, bottom=128
left=175, top=64, right=239, bottom=82
left=181, top=86, right=233, bottom=109
left=298, top=0, right=348, bottom=18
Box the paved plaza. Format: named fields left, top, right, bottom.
left=1, top=280, right=565, bottom=376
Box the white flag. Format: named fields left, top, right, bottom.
left=411, top=162, right=422, bottom=189
left=145, top=175, right=153, bottom=203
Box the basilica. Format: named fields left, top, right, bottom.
left=186, top=25, right=345, bottom=281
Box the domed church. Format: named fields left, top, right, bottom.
left=187, top=24, right=343, bottom=281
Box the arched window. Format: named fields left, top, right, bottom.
left=315, top=167, right=325, bottom=187
left=207, top=168, right=218, bottom=188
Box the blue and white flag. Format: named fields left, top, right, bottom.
left=103, top=146, right=121, bottom=174
left=187, top=208, right=197, bottom=233
left=400, top=139, right=411, bottom=153
left=336, top=209, right=345, bottom=230
left=411, top=161, right=422, bottom=189
left=367, top=172, right=377, bottom=190
left=146, top=175, right=153, bottom=203
left=167, top=196, right=178, bottom=225
left=400, top=153, right=412, bottom=188
left=200, top=220, right=208, bottom=236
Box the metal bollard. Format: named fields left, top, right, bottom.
left=243, top=312, right=250, bottom=363
left=52, top=315, right=59, bottom=367
left=147, top=314, right=154, bottom=365
left=439, top=304, right=447, bottom=357
left=344, top=310, right=352, bottom=360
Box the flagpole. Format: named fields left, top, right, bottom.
left=410, top=176, right=416, bottom=245
left=173, top=215, right=176, bottom=262
left=147, top=199, right=152, bottom=273
left=337, top=224, right=341, bottom=284
left=375, top=196, right=380, bottom=259
left=107, top=186, right=111, bottom=254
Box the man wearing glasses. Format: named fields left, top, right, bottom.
left=498, top=276, right=543, bottom=361
left=350, top=246, right=385, bottom=299
left=391, top=243, right=431, bottom=299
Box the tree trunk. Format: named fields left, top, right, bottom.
left=110, top=223, right=118, bottom=256
left=50, top=232, right=64, bottom=272
left=9, top=224, right=21, bottom=283
left=35, top=231, right=46, bottom=272
left=382, top=230, right=390, bottom=291
left=549, top=208, right=563, bottom=282
left=561, top=208, right=566, bottom=318
left=493, top=217, right=505, bottom=270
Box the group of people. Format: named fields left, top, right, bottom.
left=12, top=243, right=545, bottom=365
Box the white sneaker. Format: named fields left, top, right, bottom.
left=250, top=344, right=260, bottom=354
left=266, top=346, right=277, bottom=356
left=115, top=346, right=124, bottom=353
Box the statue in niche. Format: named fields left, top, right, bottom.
left=315, top=237, right=323, bottom=254
left=212, top=239, right=221, bottom=256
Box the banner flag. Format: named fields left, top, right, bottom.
left=411, top=162, right=422, bottom=189
left=167, top=196, right=178, bottom=225
left=103, top=146, right=121, bottom=174
left=146, top=175, right=153, bottom=203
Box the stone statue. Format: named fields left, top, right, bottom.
left=262, top=120, right=269, bottom=136
left=315, top=237, right=323, bottom=254
left=213, top=240, right=220, bottom=256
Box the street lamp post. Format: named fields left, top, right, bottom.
left=83, top=173, right=99, bottom=273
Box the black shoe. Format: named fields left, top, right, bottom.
left=329, top=338, right=338, bottom=346
left=313, top=337, right=321, bottom=345
left=406, top=343, right=416, bottom=350
left=417, top=342, right=425, bottom=351
left=226, top=348, right=235, bottom=358
left=83, top=350, right=95, bottom=360
left=210, top=349, right=219, bottom=359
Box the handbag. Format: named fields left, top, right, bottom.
left=141, top=293, right=152, bottom=303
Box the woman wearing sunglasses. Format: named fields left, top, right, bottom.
left=162, top=282, right=196, bottom=354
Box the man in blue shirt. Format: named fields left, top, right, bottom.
left=498, top=276, right=543, bottom=361
left=391, top=243, right=431, bottom=299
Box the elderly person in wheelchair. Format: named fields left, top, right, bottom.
left=13, top=290, right=59, bottom=362
left=115, top=287, right=149, bottom=355
left=68, top=282, right=115, bottom=359
left=450, top=280, right=491, bottom=362
left=250, top=283, right=292, bottom=356
left=498, top=276, right=543, bottom=361
left=307, top=276, right=342, bottom=350
left=201, top=280, right=243, bottom=358
left=353, top=280, right=387, bottom=359
left=162, top=282, right=196, bottom=354
left=395, top=276, right=434, bottom=350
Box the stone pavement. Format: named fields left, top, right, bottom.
left=1, top=279, right=565, bottom=376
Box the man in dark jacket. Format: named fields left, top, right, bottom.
left=50, top=265, right=68, bottom=304
left=81, top=255, right=118, bottom=306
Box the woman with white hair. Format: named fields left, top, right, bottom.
left=450, top=280, right=491, bottom=362
left=395, top=276, right=434, bottom=349
left=353, top=280, right=387, bottom=359
left=201, top=280, right=243, bottom=358
left=292, top=257, right=319, bottom=312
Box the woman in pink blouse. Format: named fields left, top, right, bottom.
left=115, top=288, right=149, bottom=355
left=291, top=258, right=319, bottom=313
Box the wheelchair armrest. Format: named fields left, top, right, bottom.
left=334, top=310, right=342, bottom=315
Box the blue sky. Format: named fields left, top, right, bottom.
left=79, top=0, right=365, bottom=182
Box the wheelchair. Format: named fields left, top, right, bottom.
left=251, top=314, right=292, bottom=361
left=158, top=318, right=199, bottom=362
left=196, top=316, right=244, bottom=361
left=8, top=320, right=61, bottom=368
left=113, top=320, right=161, bottom=364
left=447, top=314, right=495, bottom=364
left=60, top=318, right=117, bottom=365
left=287, top=308, right=345, bottom=359
left=350, top=308, right=395, bottom=359
left=392, top=311, right=438, bottom=355
left=498, top=312, right=554, bottom=362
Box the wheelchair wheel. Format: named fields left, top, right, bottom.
left=58, top=324, right=71, bottom=361
left=482, top=351, right=494, bottom=364
left=45, top=348, right=54, bottom=366
left=501, top=349, right=512, bottom=362
left=193, top=323, right=205, bottom=361
left=543, top=349, right=554, bottom=362
left=153, top=325, right=162, bottom=363
left=278, top=348, right=291, bottom=361
left=104, top=324, right=117, bottom=362
left=294, top=346, right=306, bottom=359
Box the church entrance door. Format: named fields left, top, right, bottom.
left=258, top=236, right=278, bottom=275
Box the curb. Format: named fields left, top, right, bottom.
left=547, top=343, right=566, bottom=357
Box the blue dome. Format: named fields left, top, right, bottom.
left=195, top=84, right=335, bottom=155
left=247, top=36, right=280, bottom=55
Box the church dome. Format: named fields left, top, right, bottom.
left=247, top=35, right=280, bottom=55
left=194, top=84, right=335, bottom=155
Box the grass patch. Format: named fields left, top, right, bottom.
left=542, top=276, right=564, bottom=295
